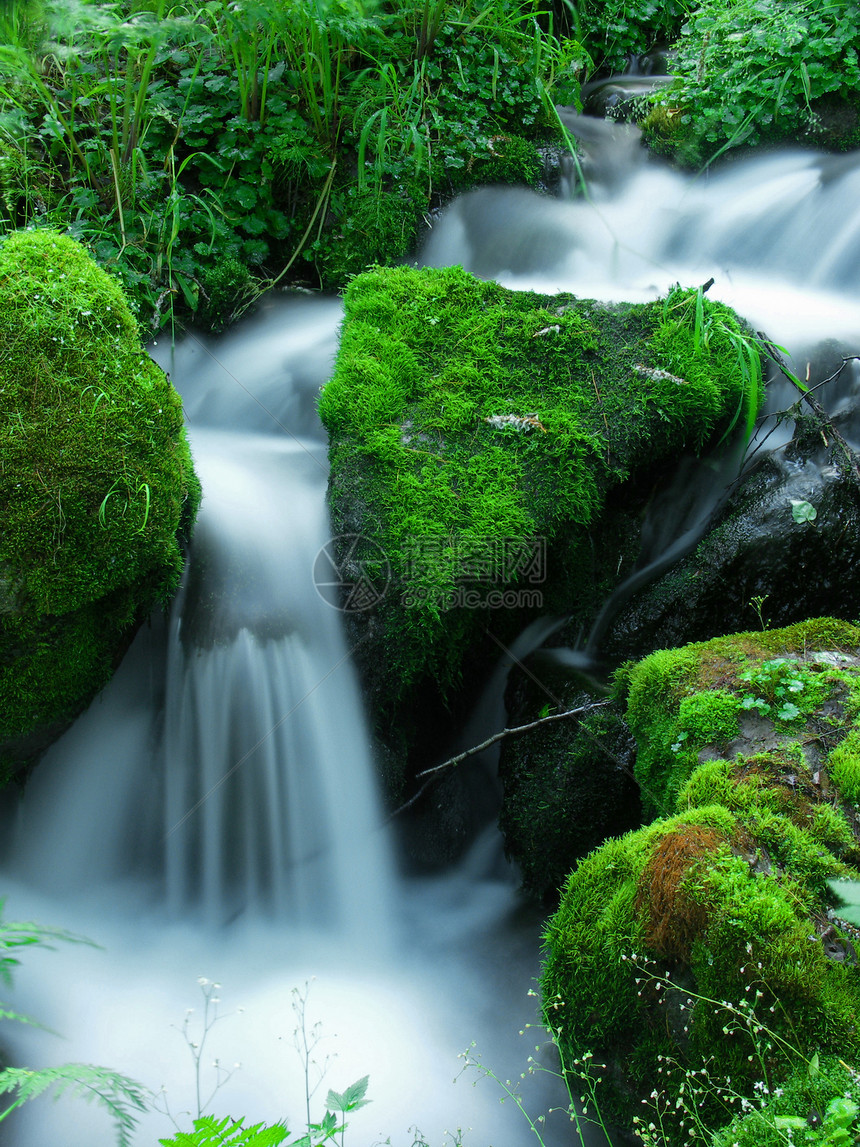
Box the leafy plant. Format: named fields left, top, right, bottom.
left=660, top=284, right=764, bottom=447
left=558, top=0, right=689, bottom=74
left=160, top=1114, right=291, bottom=1147
left=738, top=657, right=814, bottom=723
left=748, top=593, right=769, bottom=631
left=0, top=899, right=148, bottom=1145
left=0, top=0, right=580, bottom=326
left=159, top=982, right=371, bottom=1147
left=648, top=0, right=860, bottom=166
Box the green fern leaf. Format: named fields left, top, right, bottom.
left=0, top=1063, right=148, bottom=1147
left=0, top=900, right=98, bottom=987
left=0, top=1003, right=47, bottom=1030
left=159, top=1113, right=291, bottom=1146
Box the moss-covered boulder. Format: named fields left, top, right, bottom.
left=0, top=229, right=200, bottom=780
left=320, top=265, right=762, bottom=803
left=541, top=618, right=860, bottom=1138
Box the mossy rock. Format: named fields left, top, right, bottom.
left=320, top=265, right=762, bottom=799
left=621, top=617, right=860, bottom=819
left=0, top=229, right=200, bottom=780
left=541, top=618, right=860, bottom=1137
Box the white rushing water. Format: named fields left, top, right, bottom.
left=0, top=298, right=572, bottom=1147
left=3, top=135, right=860, bottom=1147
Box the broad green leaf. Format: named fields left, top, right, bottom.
left=790, top=499, right=817, bottom=524
left=827, top=878, right=860, bottom=927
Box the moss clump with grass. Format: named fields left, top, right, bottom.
left=541, top=618, right=860, bottom=1138
left=0, top=228, right=200, bottom=780
left=321, top=267, right=762, bottom=756
left=620, top=617, right=860, bottom=819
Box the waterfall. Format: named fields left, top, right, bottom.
left=0, top=298, right=571, bottom=1147
left=422, top=145, right=860, bottom=351
left=5, top=300, right=392, bottom=940
left=161, top=431, right=393, bottom=935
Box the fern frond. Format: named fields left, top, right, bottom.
left=0, top=1062, right=149, bottom=1147
left=0, top=1003, right=47, bottom=1030
left=159, top=1113, right=291, bottom=1146
left=0, top=902, right=98, bottom=988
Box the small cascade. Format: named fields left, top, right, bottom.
left=0, top=298, right=573, bottom=1147
left=162, top=430, right=393, bottom=935
left=420, top=144, right=860, bottom=350
left=4, top=125, right=860, bottom=1146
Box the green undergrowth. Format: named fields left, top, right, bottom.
left=541, top=618, right=860, bottom=1139
left=560, top=0, right=687, bottom=75
left=321, top=266, right=762, bottom=719
left=0, top=0, right=585, bottom=329
left=643, top=0, right=860, bottom=167
left=710, top=1057, right=860, bottom=1147
left=0, top=228, right=199, bottom=778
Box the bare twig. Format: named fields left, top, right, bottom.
left=389, top=700, right=610, bottom=819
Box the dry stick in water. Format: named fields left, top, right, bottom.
left=389, top=699, right=611, bottom=818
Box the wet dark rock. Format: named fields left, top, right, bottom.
left=580, top=74, right=673, bottom=121
left=598, top=419, right=860, bottom=666
left=498, top=662, right=641, bottom=902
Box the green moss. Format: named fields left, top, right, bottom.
left=308, top=184, right=426, bottom=290
left=626, top=619, right=860, bottom=819
left=0, top=228, right=200, bottom=777
left=541, top=806, right=736, bottom=1045
left=322, top=266, right=761, bottom=717
left=543, top=620, right=860, bottom=1138
left=441, top=133, right=544, bottom=191
left=830, top=729, right=860, bottom=804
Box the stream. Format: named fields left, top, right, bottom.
left=2, top=134, right=860, bottom=1146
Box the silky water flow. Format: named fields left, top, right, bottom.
left=0, top=296, right=572, bottom=1147
left=3, top=137, right=860, bottom=1146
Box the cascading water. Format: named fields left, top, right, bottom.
left=422, top=136, right=860, bottom=347
left=161, top=430, right=394, bottom=933
left=3, top=131, right=860, bottom=1147
left=0, top=297, right=570, bottom=1147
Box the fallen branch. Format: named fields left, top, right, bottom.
left=389, top=699, right=611, bottom=819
